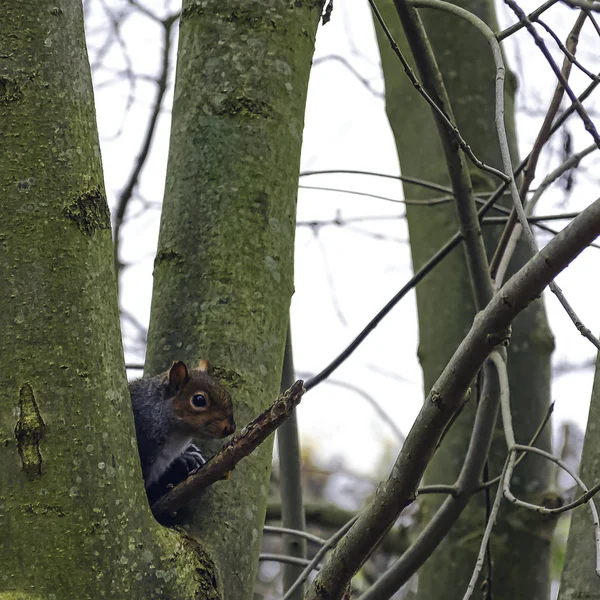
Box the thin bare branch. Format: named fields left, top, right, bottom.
left=113, top=15, right=176, bottom=279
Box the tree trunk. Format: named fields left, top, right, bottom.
left=0, top=3, right=214, bottom=598
left=143, top=2, right=322, bottom=598
left=558, top=352, right=600, bottom=600
left=374, top=0, right=555, bottom=597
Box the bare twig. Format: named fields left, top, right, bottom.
left=312, top=55, right=384, bottom=99
left=284, top=515, right=359, bottom=600
left=263, top=525, right=326, bottom=547
left=462, top=462, right=508, bottom=600
left=113, top=14, right=176, bottom=279
left=368, top=0, right=510, bottom=184
left=494, top=144, right=598, bottom=286
left=503, top=0, right=600, bottom=148
left=298, top=373, right=405, bottom=443
left=490, top=12, right=587, bottom=279
left=496, top=0, right=560, bottom=39
left=300, top=169, right=457, bottom=195
left=259, top=554, right=317, bottom=568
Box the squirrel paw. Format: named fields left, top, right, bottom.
left=179, top=444, right=206, bottom=474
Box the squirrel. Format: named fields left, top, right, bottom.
left=129, top=359, right=236, bottom=497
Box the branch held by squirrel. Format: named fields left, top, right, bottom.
left=151, top=379, right=306, bottom=518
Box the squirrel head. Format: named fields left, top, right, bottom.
left=167, top=360, right=236, bottom=439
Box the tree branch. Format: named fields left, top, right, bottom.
left=151, top=380, right=305, bottom=518
left=305, top=195, right=600, bottom=600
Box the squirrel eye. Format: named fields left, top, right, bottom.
left=191, top=393, right=207, bottom=408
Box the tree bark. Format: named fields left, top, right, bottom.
left=374, top=0, right=555, bottom=597
left=0, top=3, right=215, bottom=598
left=558, top=351, right=600, bottom=600
left=143, top=2, right=322, bottom=598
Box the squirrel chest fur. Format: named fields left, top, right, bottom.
left=129, top=360, right=236, bottom=490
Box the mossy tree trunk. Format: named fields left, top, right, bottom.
left=143, top=2, right=322, bottom=599
left=558, top=352, right=600, bottom=600
left=0, top=3, right=218, bottom=599
left=374, top=0, right=555, bottom=597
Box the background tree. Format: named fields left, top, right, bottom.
left=374, top=0, right=553, bottom=597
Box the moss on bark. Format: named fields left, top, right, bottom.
left=0, top=3, right=216, bottom=598
left=143, top=2, right=322, bottom=598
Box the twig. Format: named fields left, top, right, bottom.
left=299, top=374, right=404, bottom=443
left=496, top=0, right=560, bottom=40
left=503, top=0, right=600, bottom=149
left=266, top=503, right=410, bottom=555
left=494, top=144, right=598, bottom=286
left=490, top=12, right=587, bottom=279
left=151, top=380, right=305, bottom=517
left=113, top=14, right=176, bottom=280
left=477, top=401, right=554, bottom=491
left=263, top=525, right=326, bottom=546
left=462, top=462, right=508, bottom=600
left=259, top=554, right=317, bottom=568
left=312, top=55, right=384, bottom=99
left=300, top=169, right=456, bottom=195
left=368, top=0, right=510, bottom=184
left=535, top=18, right=599, bottom=82
left=283, top=515, right=359, bottom=600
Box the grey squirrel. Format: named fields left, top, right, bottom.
left=129, top=359, right=235, bottom=497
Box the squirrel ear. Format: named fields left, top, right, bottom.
left=169, top=361, right=189, bottom=390
left=197, top=359, right=211, bottom=373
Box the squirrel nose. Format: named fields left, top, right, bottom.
left=223, top=420, right=236, bottom=436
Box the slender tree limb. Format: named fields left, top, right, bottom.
left=258, top=554, right=317, bottom=568
left=496, top=0, right=560, bottom=40
left=283, top=515, right=359, bottom=600
left=495, top=143, right=598, bottom=286
left=312, top=54, right=384, bottom=99
left=358, top=362, right=500, bottom=600
left=300, top=168, right=458, bottom=194
left=151, top=380, right=305, bottom=517
left=305, top=196, right=600, bottom=600
left=503, top=0, right=600, bottom=149
left=535, top=18, right=599, bottom=82
left=113, top=14, right=176, bottom=279
left=476, top=401, right=554, bottom=491
left=263, top=525, right=326, bottom=547
left=462, top=462, right=508, bottom=600
left=277, top=328, right=307, bottom=599
left=266, top=503, right=410, bottom=555
left=490, top=12, right=587, bottom=279
left=299, top=374, right=404, bottom=443
left=369, top=0, right=509, bottom=184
